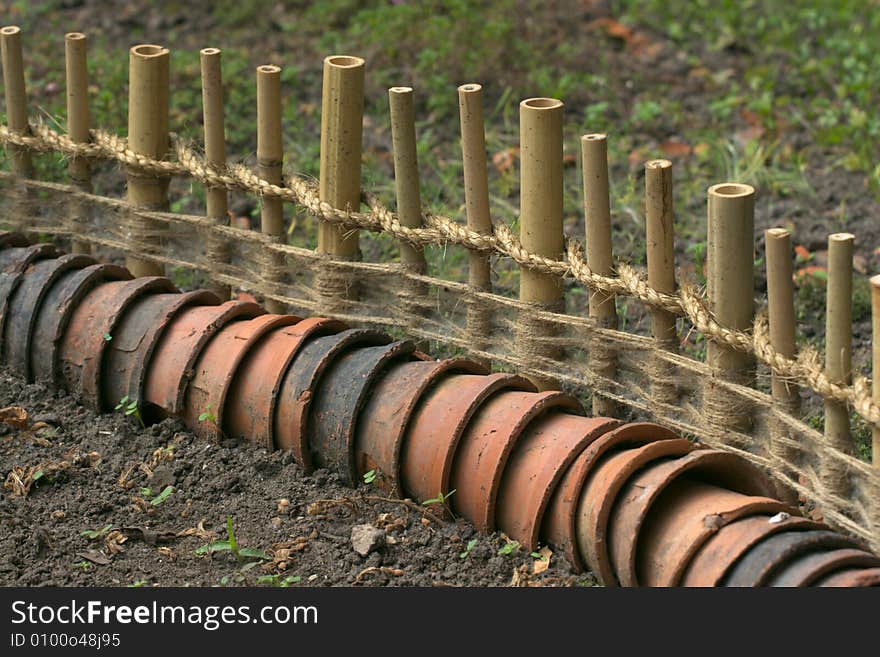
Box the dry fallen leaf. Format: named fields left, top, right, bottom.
left=0, top=406, right=29, bottom=430
left=532, top=546, right=553, bottom=575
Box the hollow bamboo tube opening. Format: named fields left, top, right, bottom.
left=871, top=274, right=880, bottom=466
left=824, top=233, right=854, bottom=477
left=389, top=86, right=425, bottom=271
left=519, top=97, right=564, bottom=390
left=1, top=26, right=34, bottom=179
left=126, top=43, right=169, bottom=277
left=200, top=47, right=230, bottom=300
left=582, top=133, right=618, bottom=414
left=64, top=32, right=91, bottom=254
left=256, top=64, right=285, bottom=313
left=318, top=55, right=364, bottom=259
left=705, top=182, right=755, bottom=435
left=645, top=159, right=676, bottom=344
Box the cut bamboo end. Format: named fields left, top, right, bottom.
left=458, top=82, right=492, bottom=293
left=318, top=54, right=365, bottom=259
left=871, top=273, right=880, bottom=466
left=64, top=33, right=89, bottom=145
left=1, top=25, right=33, bottom=178
left=764, top=227, right=798, bottom=406
left=644, top=158, right=675, bottom=344
left=581, top=133, right=615, bottom=323
left=389, top=86, right=425, bottom=270
left=519, top=97, right=564, bottom=306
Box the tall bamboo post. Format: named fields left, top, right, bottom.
left=458, top=83, right=493, bottom=366
left=822, top=232, right=854, bottom=497
left=126, top=44, right=169, bottom=277
left=706, top=183, right=755, bottom=437
left=256, top=64, right=285, bottom=313
left=518, top=97, right=564, bottom=391
left=1, top=25, right=33, bottom=230
left=200, top=47, right=230, bottom=300
left=582, top=134, right=618, bottom=415
left=872, top=274, right=880, bottom=467
left=317, top=55, right=364, bottom=309
left=64, top=32, right=91, bottom=254
left=765, top=227, right=800, bottom=499
left=644, top=158, right=677, bottom=406
left=388, top=87, right=425, bottom=271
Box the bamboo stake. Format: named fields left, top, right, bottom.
left=256, top=64, right=285, bottom=313
left=519, top=97, right=564, bottom=390
left=1, top=26, right=32, bottom=179
left=823, top=232, right=854, bottom=495
left=765, top=227, right=800, bottom=500
left=64, top=32, right=91, bottom=254
left=706, top=183, right=755, bottom=433
left=458, top=83, right=493, bottom=367
left=644, top=158, right=677, bottom=406
left=318, top=55, right=364, bottom=259
left=582, top=133, right=617, bottom=415
left=200, top=47, right=230, bottom=300
left=126, top=44, right=169, bottom=277
left=388, top=86, right=425, bottom=271
left=872, top=274, right=880, bottom=467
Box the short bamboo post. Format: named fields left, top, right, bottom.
left=1, top=25, right=33, bottom=230
left=705, top=183, right=755, bottom=438
left=458, top=83, right=493, bottom=366
left=389, top=86, right=427, bottom=345
left=872, top=274, right=880, bottom=467
left=822, top=232, right=854, bottom=497
left=519, top=98, right=564, bottom=391
left=256, top=64, right=285, bottom=314
left=126, top=44, right=169, bottom=277
left=765, top=227, right=800, bottom=499
left=317, top=55, right=364, bottom=310
left=64, top=32, right=91, bottom=254
left=582, top=134, right=618, bottom=415
left=199, top=48, right=230, bottom=300
left=645, top=158, right=677, bottom=406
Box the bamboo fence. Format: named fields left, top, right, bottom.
left=1, top=28, right=879, bottom=550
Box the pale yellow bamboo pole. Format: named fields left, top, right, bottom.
left=706, top=183, right=755, bottom=434
left=519, top=98, right=564, bottom=391
left=644, top=158, right=677, bottom=406
left=318, top=55, right=364, bottom=259
left=388, top=86, right=425, bottom=271
left=458, top=83, right=493, bottom=367
left=765, top=227, right=800, bottom=501
left=256, top=64, right=285, bottom=313
left=64, top=32, right=91, bottom=254
left=1, top=26, right=32, bottom=179
left=582, top=133, right=617, bottom=415
left=823, top=232, right=854, bottom=496
left=200, top=47, right=230, bottom=300
left=126, top=44, right=169, bottom=277
left=871, top=274, right=880, bottom=466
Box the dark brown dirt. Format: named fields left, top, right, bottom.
left=0, top=369, right=590, bottom=587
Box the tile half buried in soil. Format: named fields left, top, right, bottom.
left=225, top=317, right=346, bottom=450
left=401, top=372, right=535, bottom=509
left=3, top=254, right=95, bottom=380
left=59, top=276, right=178, bottom=408
left=101, top=289, right=221, bottom=412
left=451, top=389, right=587, bottom=533
left=30, top=263, right=132, bottom=386
left=275, top=328, right=390, bottom=472
left=142, top=300, right=265, bottom=420
left=309, top=340, right=416, bottom=485
left=575, top=436, right=694, bottom=585
left=182, top=313, right=300, bottom=440
left=356, top=358, right=487, bottom=497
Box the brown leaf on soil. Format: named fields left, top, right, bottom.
left=104, top=530, right=127, bottom=555
left=354, top=566, right=403, bottom=585
left=77, top=549, right=110, bottom=565
left=176, top=519, right=216, bottom=542
left=532, top=546, right=552, bottom=574
left=0, top=406, right=29, bottom=430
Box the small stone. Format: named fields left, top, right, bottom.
left=270, top=517, right=282, bottom=529
left=351, top=524, right=385, bottom=557
left=277, top=498, right=290, bottom=514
